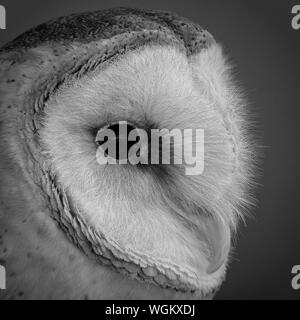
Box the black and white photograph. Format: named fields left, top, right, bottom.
left=0, top=0, right=299, bottom=303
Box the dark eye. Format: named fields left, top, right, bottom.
left=96, top=121, right=141, bottom=161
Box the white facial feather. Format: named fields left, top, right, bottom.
left=40, top=43, right=256, bottom=294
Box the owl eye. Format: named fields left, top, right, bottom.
left=96, top=121, right=142, bottom=161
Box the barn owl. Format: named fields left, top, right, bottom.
left=0, top=7, right=257, bottom=300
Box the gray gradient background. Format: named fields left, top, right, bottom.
left=0, top=0, right=299, bottom=300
